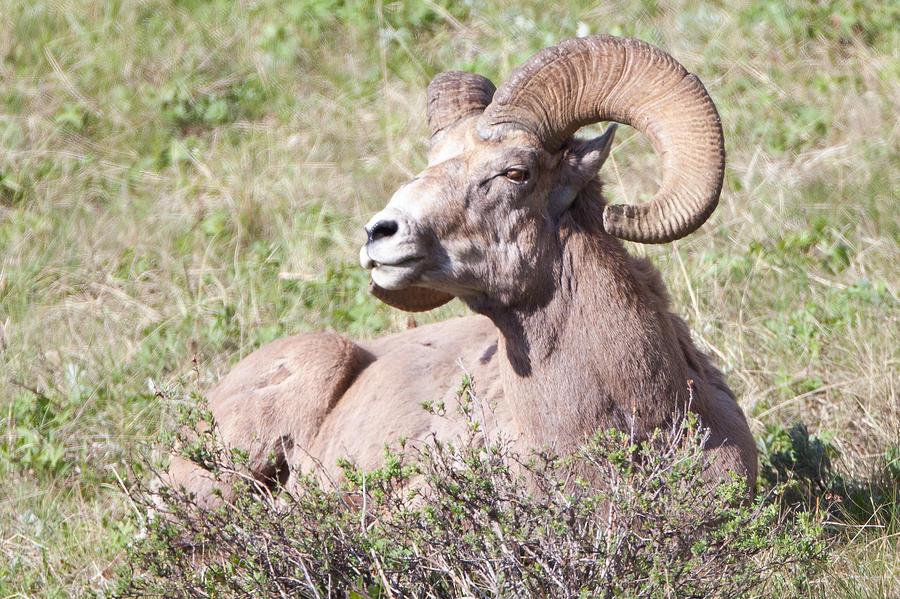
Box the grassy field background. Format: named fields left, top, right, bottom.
left=1, top=0, right=897, bottom=596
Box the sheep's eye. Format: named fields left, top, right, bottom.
left=504, top=168, right=529, bottom=183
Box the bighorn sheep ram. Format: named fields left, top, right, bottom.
left=168, top=35, right=757, bottom=506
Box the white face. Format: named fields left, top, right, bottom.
left=359, top=178, right=441, bottom=291
left=360, top=119, right=616, bottom=308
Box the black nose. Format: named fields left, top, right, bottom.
left=366, top=219, right=399, bottom=243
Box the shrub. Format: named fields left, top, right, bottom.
left=111, top=381, right=826, bottom=598
left=760, top=422, right=900, bottom=532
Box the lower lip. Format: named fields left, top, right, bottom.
left=374, top=256, right=422, bottom=268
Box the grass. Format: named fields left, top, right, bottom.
left=0, top=0, right=898, bottom=596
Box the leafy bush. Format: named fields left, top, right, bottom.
left=759, top=422, right=900, bottom=532
left=0, top=383, right=81, bottom=480
left=156, top=75, right=267, bottom=133
left=110, top=381, right=826, bottom=598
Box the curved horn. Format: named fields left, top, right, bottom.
left=478, top=35, right=725, bottom=244
left=427, top=71, right=496, bottom=139
left=369, top=281, right=453, bottom=312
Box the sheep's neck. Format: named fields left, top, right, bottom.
left=483, top=231, right=689, bottom=452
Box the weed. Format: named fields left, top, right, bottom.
left=759, top=422, right=900, bottom=532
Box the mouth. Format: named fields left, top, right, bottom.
left=371, top=256, right=422, bottom=269
left=360, top=245, right=425, bottom=290
left=371, top=260, right=424, bottom=290
left=360, top=247, right=423, bottom=269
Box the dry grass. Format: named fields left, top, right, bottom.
left=0, top=0, right=897, bottom=595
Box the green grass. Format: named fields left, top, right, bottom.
left=1, top=0, right=898, bottom=596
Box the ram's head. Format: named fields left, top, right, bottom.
left=360, top=35, right=725, bottom=312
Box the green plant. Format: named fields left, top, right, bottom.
left=111, top=383, right=827, bottom=598
left=156, top=75, right=267, bottom=133
left=759, top=423, right=900, bottom=533
left=1, top=386, right=77, bottom=480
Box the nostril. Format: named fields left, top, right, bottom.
left=367, top=219, right=399, bottom=242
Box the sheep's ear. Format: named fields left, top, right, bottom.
left=550, top=124, right=618, bottom=216
left=369, top=281, right=454, bottom=312
left=568, top=124, right=617, bottom=184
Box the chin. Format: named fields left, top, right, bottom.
left=370, top=266, right=420, bottom=290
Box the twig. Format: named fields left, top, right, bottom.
left=8, top=378, right=52, bottom=403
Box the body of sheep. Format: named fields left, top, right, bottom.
left=167, top=35, right=758, bottom=506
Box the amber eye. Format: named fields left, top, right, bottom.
left=504, top=168, right=529, bottom=183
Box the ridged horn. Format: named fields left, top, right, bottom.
left=427, top=71, right=496, bottom=139
left=478, top=35, right=725, bottom=244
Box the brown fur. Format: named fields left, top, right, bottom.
left=167, top=103, right=757, bottom=507
left=168, top=221, right=756, bottom=504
